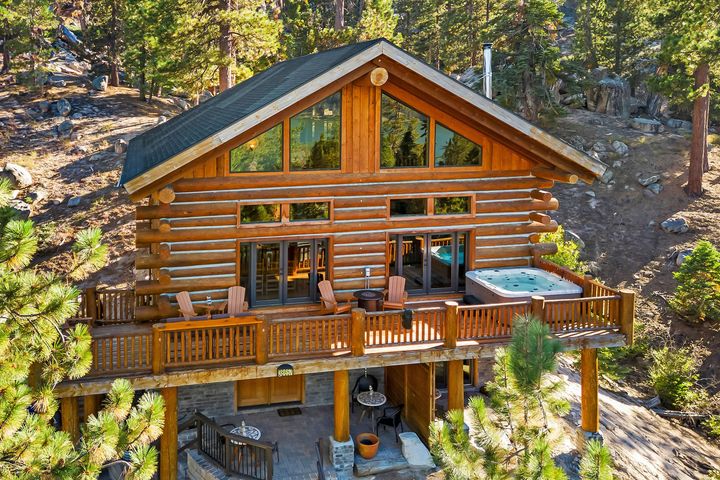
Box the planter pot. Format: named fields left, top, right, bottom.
left=356, top=432, right=380, bottom=459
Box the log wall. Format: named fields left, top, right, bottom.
left=134, top=77, right=560, bottom=317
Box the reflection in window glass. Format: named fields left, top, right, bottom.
left=289, top=202, right=330, bottom=221
left=390, top=198, right=427, bottom=216
left=434, top=123, right=482, bottom=167
left=434, top=196, right=471, bottom=215
left=240, top=204, right=281, bottom=223
left=290, top=92, right=341, bottom=170
left=229, top=124, right=282, bottom=172
left=380, top=94, right=428, bottom=168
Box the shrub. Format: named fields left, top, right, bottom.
left=579, top=439, right=614, bottom=480
left=648, top=346, right=708, bottom=411
left=669, top=240, right=720, bottom=323
left=703, top=415, right=720, bottom=439
left=540, top=225, right=587, bottom=274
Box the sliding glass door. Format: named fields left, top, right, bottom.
left=239, top=239, right=327, bottom=306
left=389, top=232, right=467, bottom=294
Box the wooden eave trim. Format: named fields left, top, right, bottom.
left=124, top=40, right=605, bottom=197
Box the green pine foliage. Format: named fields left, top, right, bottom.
left=540, top=225, right=587, bottom=274
left=0, top=179, right=165, bottom=478
left=648, top=345, right=708, bottom=411
left=430, top=314, right=575, bottom=479
left=579, top=439, right=614, bottom=480
left=669, top=241, right=720, bottom=323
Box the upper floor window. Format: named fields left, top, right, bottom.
left=434, top=196, right=471, bottom=215
left=434, top=123, right=482, bottom=167
left=290, top=92, right=341, bottom=170
left=380, top=94, right=429, bottom=168
left=290, top=202, right=330, bottom=221
left=229, top=124, right=282, bottom=172
left=390, top=198, right=427, bottom=217
left=240, top=204, right=281, bottom=224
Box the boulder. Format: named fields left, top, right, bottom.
left=562, top=93, right=586, bottom=108
left=630, top=118, right=663, bottom=133
left=1, top=163, right=33, bottom=189
left=611, top=140, right=629, bottom=156
left=114, top=138, right=128, bottom=153
left=70, top=112, right=83, bottom=120
left=567, top=135, right=588, bottom=151
left=173, top=97, right=191, bottom=110
left=37, top=100, right=51, bottom=114
left=565, top=230, right=586, bottom=249
left=661, top=216, right=689, bottom=233
left=586, top=75, right=631, bottom=118
left=57, top=119, right=74, bottom=137
left=592, top=141, right=611, bottom=153
left=676, top=249, right=694, bottom=266
left=54, top=98, right=72, bottom=117
left=646, top=93, right=670, bottom=118
left=399, top=432, right=435, bottom=469
left=67, top=196, right=81, bottom=207
left=198, top=90, right=213, bottom=103
left=92, top=75, right=109, bottom=91
left=646, top=183, right=663, bottom=195
left=27, top=190, right=47, bottom=204
left=9, top=200, right=31, bottom=219
left=666, top=118, right=692, bottom=130
left=47, top=77, right=66, bottom=88
left=638, top=174, right=660, bottom=186
left=599, top=168, right=614, bottom=184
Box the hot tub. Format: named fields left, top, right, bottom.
left=465, top=267, right=583, bottom=303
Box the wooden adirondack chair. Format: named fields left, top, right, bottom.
left=176, top=291, right=203, bottom=320
left=225, top=286, right=249, bottom=316
left=383, top=276, right=408, bottom=310
left=318, top=280, right=352, bottom=314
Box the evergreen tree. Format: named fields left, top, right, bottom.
left=0, top=178, right=165, bottom=479
left=669, top=240, right=720, bottom=323
left=86, top=0, right=126, bottom=86
left=0, top=0, right=54, bottom=84
left=579, top=439, right=615, bottom=480
left=650, top=0, right=720, bottom=196
left=355, top=0, right=402, bottom=43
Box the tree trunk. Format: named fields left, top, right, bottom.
left=0, top=41, right=9, bottom=74
left=688, top=63, right=709, bottom=197
left=581, top=1, right=597, bottom=69
left=109, top=0, right=120, bottom=86
left=218, top=0, right=233, bottom=92
left=612, top=0, right=624, bottom=74
left=335, top=0, right=345, bottom=30
left=703, top=101, right=710, bottom=173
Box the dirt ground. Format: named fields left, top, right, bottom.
left=2, top=73, right=719, bottom=478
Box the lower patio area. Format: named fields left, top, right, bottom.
left=178, top=402, right=437, bottom=480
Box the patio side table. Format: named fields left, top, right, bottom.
left=357, top=390, right=387, bottom=426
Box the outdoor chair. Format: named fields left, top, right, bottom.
left=375, top=404, right=404, bottom=442
left=174, top=291, right=207, bottom=321
left=214, top=286, right=250, bottom=318
left=383, top=276, right=408, bottom=310
left=318, top=280, right=352, bottom=314
left=351, top=373, right=379, bottom=413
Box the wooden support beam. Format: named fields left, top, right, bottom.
left=354, top=67, right=389, bottom=87
left=447, top=360, right=464, bottom=412
left=530, top=189, right=553, bottom=202
left=333, top=370, right=350, bottom=442
left=580, top=348, right=599, bottom=433
left=85, top=287, right=98, bottom=323
left=532, top=166, right=579, bottom=184
left=60, top=396, right=79, bottom=442
left=583, top=275, right=594, bottom=297
left=157, top=185, right=176, bottom=204
left=84, top=394, right=103, bottom=420
left=531, top=295, right=545, bottom=321
left=351, top=308, right=366, bottom=356
left=619, top=289, right=636, bottom=345
left=529, top=212, right=551, bottom=225
left=152, top=327, right=164, bottom=374
left=530, top=242, right=558, bottom=256
left=159, top=386, right=178, bottom=480
left=444, top=301, right=459, bottom=349
left=158, top=219, right=171, bottom=233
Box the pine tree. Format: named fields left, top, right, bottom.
left=86, top=0, right=126, bottom=86
left=0, top=178, right=165, bottom=479
left=579, top=439, right=614, bottom=480
left=355, top=0, right=402, bottom=44
left=650, top=0, right=720, bottom=196
left=0, top=0, right=55, bottom=84
left=669, top=240, right=720, bottom=323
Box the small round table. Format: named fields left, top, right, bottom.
left=353, top=289, right=384, bottom=311
left=230, top=425, right=262, bottom=443
left=196, top=303, right=225, bottom=319
left=357, top=391, right=387, bottom=426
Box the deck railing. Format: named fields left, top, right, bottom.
left=194, top=412, right=273, bottom=480
left=269, top=314, right=351, bottom=358
left=458, top=301, right=530, bottom=340
left=364, top=307, right=445, bottom=347
left=90, top=328, right=153, bottom=377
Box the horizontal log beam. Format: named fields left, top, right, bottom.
left=530, top=189, right=553, bottom=202
left=529, top=212, right=551, bottom=225
left=531, top=242, right=558, bottom=256
left=475, top=198, right=558, bottom=214
left=532, top=167, right=579, bottom=184
left=136, top=251, right=236, bottom=270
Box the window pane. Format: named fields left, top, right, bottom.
left=430, top=234, right=452, bottom=289
left=290, top=92, right=341, bottom=170
left=239, top=243, right=250, bottom=297
left=255, top=243, right=280, bottom=303
left=240, top=204, right=280, bottom=224
left=390, top=198, right=427, bottom=216
left=434, top=123, right=482, bottom=167
left=315, top=240, right=327, bottom=289
left=458, top=233, right=467, bottom=291
left=402, top=235, right=425, bottom=290
left=381, top=94, right=428, bottom=168
left=434, top=196, right=470, bottom=215
left=230, top=124, right=282, bottom=172
left=287, top=241, right=312, bottom=300
left=289, top=202, right=330, bottom=221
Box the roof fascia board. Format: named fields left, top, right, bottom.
left=378, top=41, right=606, bottom=179
left=125, top=43, right=385, bottom=195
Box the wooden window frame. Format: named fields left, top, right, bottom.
left=386, top=194, right=476, bottom=220
left=234, top=200, right=334, bottom=229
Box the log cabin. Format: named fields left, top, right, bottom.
left=57, top=39, right=634, bottom=480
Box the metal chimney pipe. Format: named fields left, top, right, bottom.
left=483, top=43, right=493, bottom=99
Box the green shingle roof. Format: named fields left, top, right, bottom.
left=120, top=39, right=383, bottom=186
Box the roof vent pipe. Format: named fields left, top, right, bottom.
left=483, top=43, right=493, bottom=99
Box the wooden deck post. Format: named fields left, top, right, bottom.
left=351, top=308, right=366, bottom=356
left=85, top=287, right=98, bottom=324
left=159, top=386, right=178, bottom=480
left=152, top=325, right=164, bottom=374
left=580, top=348, right=599, bottom=434
left=255, top=316, right=269, bottom=365
left=60, top=396, right=80, bottom=443
left=531, top=295, right=545, bottom=321
left=582, top=275, right=593, bottom=297
left=447, top=360, right=464, bottom=412
left=333, top=370, right=350, bottom=442
left=619, top=289, right=635, bottom=346
left=84, top=394, right=103, bottom=420
left=444, top=301, right=459, bottom=349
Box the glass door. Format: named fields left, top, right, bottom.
left=255, top=242, right=281, bottom=304
left=390, top=232, right=468, bottom=294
